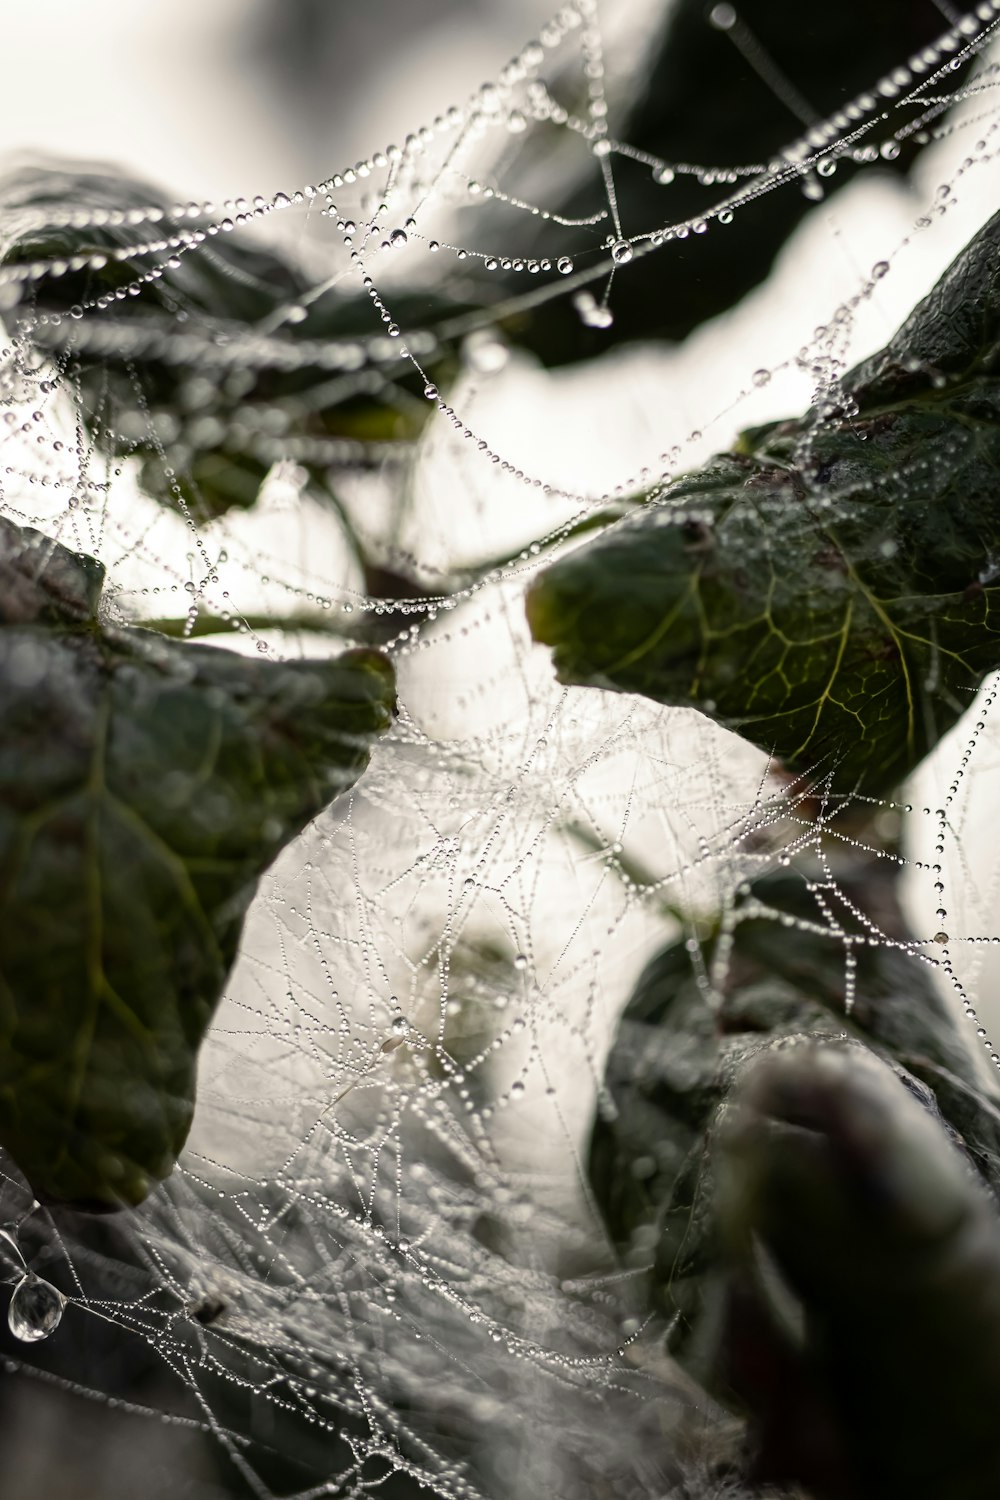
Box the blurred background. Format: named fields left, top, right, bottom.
left=4, top=0, right=597, bottom=199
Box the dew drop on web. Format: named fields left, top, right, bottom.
left=8, top=1273, right=65, bottom=1342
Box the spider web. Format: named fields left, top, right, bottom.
left=2, top=3, right=1000, bottom=1496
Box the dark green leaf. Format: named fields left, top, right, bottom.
left=589, top=855, right=1000, bottom=1370
left=527, top=208, right=1000, bottom=801
left=0, top=164, right=462, bottom=522
left=0, top=517, right=395, bottom=1209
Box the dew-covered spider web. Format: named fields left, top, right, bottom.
left=3, top=2, right=1000, bottom=1495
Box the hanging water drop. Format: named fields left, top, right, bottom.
left=390, top=229, right=408, bottom=248
left=423, top=384, right=439, bottom=401
left=8, top=1274, right=65, bottom=1342
left=574, top=292, right=613, bottom=329
left=556, top=256, right=574, bottom=274
left=610, top=240, right=633, bottom=266
left=653, top=164, right=675, bottom=185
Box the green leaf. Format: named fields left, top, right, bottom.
left=527, top=209, right=1000, bottom=801
left=0, top=164, right=462, bottom=522
left=0, top=517, right=395, bottom=1210
left=486, top=0, right=969, bottom=364
left=589, top=855, right=1000, bottom=1371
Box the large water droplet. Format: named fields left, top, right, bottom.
left=8, top=1274, right=65, bottom=1342
left=556, top=256, right=574, bottom=275
left=389, top=228, right=408, bottom=249
left=653, top=164, right=675, bottom=185
left=610, top=239, right=633, bottom=266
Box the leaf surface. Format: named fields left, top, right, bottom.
left=527, top=209, right=1000, bottom=800
left=0, top=517, right=395, bottom=1208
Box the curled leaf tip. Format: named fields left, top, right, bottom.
left=0, top=519, right=395, bottom=1209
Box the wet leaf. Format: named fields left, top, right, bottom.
left=486, top=0, right=970, bottom=363
left=0, top=517, right=395, bottom=1209
left=528, top=208, right=1000, bottom=801
left=589, top=855, right=1000, bottom=1371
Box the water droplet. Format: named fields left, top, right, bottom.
left=872, top=260, right=889, bottom=280
left=752, top=368, right=771, bottom=388
left=513, top=953, right=528, bottom=970
left=610, top=239, right=633, bottom=266
left=709, top=2, right=736, bottom=28
left=509, top=1080, right=525, bottom=1099
left=423, top=384, right=439, bottom=401
left=272, top=192, right=291, bottom=209
left=427, top=240, right=440, bottom=253
left=574, top=292, right=614, bottom=329
left=8, top=1275, right=65, bottom=1342
left=653, top=165, right=675, bottom=185
left=556, top=256, right=574, bottom=274
left=934, top=930, right=949, bottom=945
left=390, top=229, right=408, bottom=249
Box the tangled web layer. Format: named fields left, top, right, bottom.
left=3, top=2, right=1000, bottom=1495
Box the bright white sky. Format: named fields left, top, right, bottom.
left=2, top=0, right=565, bottom=199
